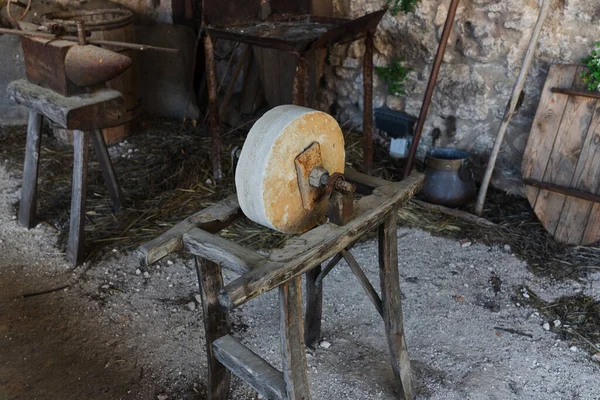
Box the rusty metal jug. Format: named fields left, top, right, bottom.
left=422, top=148, right=476, bottom=208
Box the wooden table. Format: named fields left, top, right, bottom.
left=7, top=79, right=125, bottom=266
left=139, top=169, right=425, bottom=400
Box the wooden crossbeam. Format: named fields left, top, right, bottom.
left=314, top=252, right=343, bottom=286
left=213, top=335, right=286, bottom=400
left=184, top=228, right=265, bottom=274
left=138, top=195, right=241, bottom=266
left=341, top=249, right=383, bottom=317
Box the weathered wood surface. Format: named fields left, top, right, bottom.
left=304, top=265, right=322, bottom=348
left=522, top=65, right=578, bottom=205
left=139, top=171, right=395, bottom=267
left=378, top=213, right=413, bottom=400
left=254, top=47, right=297, bottom=107
left=280, top=276, right=311, bottom=400
left=554, top=83, right=600, bottom=244
left=219, top=172, right=425, bottom=310
left=184, top=227, right=265, bottom=274
left=314, top=252, right=343, bottom=286
left=240, top=51, right=264, bottom=115
left=219, top=45, right=250, bottom=117
left=90, top=129, right=124, bottom=212
left=341, top=249, right=383, bottom=317
left=196, top=258, right=231, bottom=400
left=138, top=195, right=241, bottom=266
left=18, top=111, right=43, bottom=229
left=7, top=79, right=125, bottom=131
left=534, top=67, right=593, bottom=235
left=67, top=130, right=89, bottom=266
left=522, top=64, right=600, bottom=245
left=213, top=335, right=286, bottom=400
left=204, top=33, right=223, bottom=180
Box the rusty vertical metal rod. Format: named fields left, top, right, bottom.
left=292, top=55, right=307, bottom=106
left=403, top=0, right=460, bottom=179
left=363, top=32, right=374, bottom=174
left=204, top=33, right=223, bottom=180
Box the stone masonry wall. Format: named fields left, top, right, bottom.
left=319, top=0, right=600, bottom=193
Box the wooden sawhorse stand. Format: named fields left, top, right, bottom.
left=139, top=170, right=425, bottom=400
left=7, top=79, right=126, bottom=266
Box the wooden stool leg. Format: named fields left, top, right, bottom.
left=196, top=257, right=231, bottom=400
left=378, top=212, right=413, bottom=400
left=204, top=33, right=223, bottom=181
left=90, top=129, right=124, bottom=212
left=304, top=265, right=322, bottom=348
left=67, top=130, right=89, bottom=266
left=18, top=111, right=43, bottom=229
left=280, top=276, right=311, bottom=400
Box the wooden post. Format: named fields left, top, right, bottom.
left=280, top=276, right=311, bottom=400
left=403, top=0, right=460, bottom=179
left=18, top=111, right=43, bottom=229
left=196, top=257, right=231, bottom=400
left=475, top=0, right=552, bottom=216
left=90, top=129, right=123, bottom=212
left=363, top=32, right=374, bottom=174
left=378, top=212, right=413, bottom=400
left=304, top=265, right=323, bottom=348
left=204, top=33, right=223, bottom=181
left=67, top=130, right=89, bottom=266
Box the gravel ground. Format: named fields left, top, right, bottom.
left=0, top=162, right=599, bottom=400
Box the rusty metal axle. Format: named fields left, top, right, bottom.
left=0, top=27, right=179, bottom=53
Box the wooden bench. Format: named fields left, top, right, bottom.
left=7, top=79, right=125, bottom=266
left=139, top=170, right=425, bottom=399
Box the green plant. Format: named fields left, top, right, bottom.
left=581, top=43, right=600, bottom=92
left=376, top=59, right=411, bottom=96
left=386, top=0, right=421, bottom=15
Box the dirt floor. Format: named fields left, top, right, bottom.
left=1, top=125, right=599, bottom=400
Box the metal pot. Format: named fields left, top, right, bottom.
left=422, top=148, right=476, bottom=208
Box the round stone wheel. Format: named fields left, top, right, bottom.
left=235, top=105, right=345, bottom=234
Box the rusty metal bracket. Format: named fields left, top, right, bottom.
left=294, top=142, right=356, bottom=225
left=295, top=141, right=325, bottom=211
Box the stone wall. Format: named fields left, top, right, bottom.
left=319, top=0, right=600, bottom=193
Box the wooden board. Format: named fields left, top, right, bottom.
left=7, top=79, right=125, bottom=131
left=522, top=64, right=600, bottom=245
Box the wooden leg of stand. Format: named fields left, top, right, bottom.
left=196, top=257, right=231, bottom=400
left=304, top=265, right=323, bottom=348
left=204, top=33, right=223, bottom=180
left=379, top=212, right=413, bottom=400
left=90, top=129, right=123, bottom=212
left=18, top=111, right=43, bottom=229
left=280, top=276, right=311, bottom=400
left=67, top=130, right=89, bottom=266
